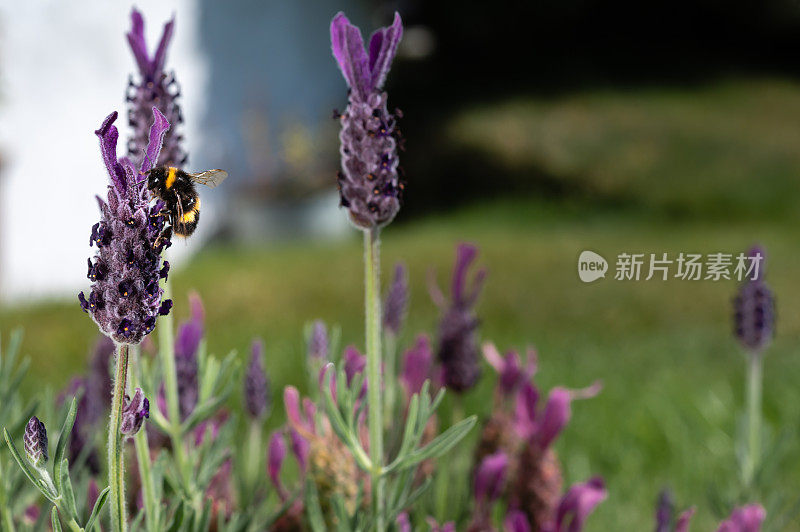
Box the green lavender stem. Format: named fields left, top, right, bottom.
left=108, top=344, right=129, bottom=532
left=364, top=228, right=385, bottom=531
left=0, top=458, right=16, bottom=532
left=157, top=279, right=191, bottom=491
left=745, top=351, right=763, bottom=486
left=130, top=346, right=159, bottom=532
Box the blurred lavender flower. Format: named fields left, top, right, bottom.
left=175, top=292, right=204, bottom=418
left=400, top=335, right=438, bottom=399
left=308, top=320, right=329, bottom=361
left=268, top=431, right=288, bottom=500
left=484, top=342, right=537, bottom=398
left=244, top=339, right=270, bottom=419
left=541, top=477, right=607, bottom=532
left=120, top=388, right=150, bottom=436
left=430, top=243, right=487, bottom=392
left=289, top=428, right=310, bottom=473
left=505, top=510, right=532, bottom=532
left=733, top=246, right=775, bottom=353
left=383, top=263, right=408, bottom=335
left=79, top=110, right=172, bottom=344
left=24, top=417, right=48, bottom=468
left=126, top=7, right=186, bottom=168
left=717, top=504, right=765, bottom=532
left=22, top=505, right=40, bottom=526
left=330, top=12, right=405, bottom=229
left=655, top=489, right=674, bottom=532
left=469, top=451, right=509, bottom=529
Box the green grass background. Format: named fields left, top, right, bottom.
left=3, top=78, right=800, bottom=530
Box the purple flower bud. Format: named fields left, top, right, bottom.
left=654, top=489, right=674, bottom=532
left=733, top=247, right=774, bottom=353
left=23, top=505, right=40, bottom=525
left=514, top=382, right=601, bottom=449
left=307, top=320, right=329, bottom=361
left=289, top=428, right=309, bottom=473
left=474, top=452, right=508, bottom=503
left=676, top=507, right=696, bottom=532
left=717, top=505, right=765, bottom=532
left=484, top=343, right=537, bottom=397
left=505, top=511, right=532, bottom=532
left=126, top=8, right=186, bottom=168
left=268, top=432, right=287, bottom=500
left=545, top=477, right=607, bottom=532
left=175, top=292, right=204, bottom=419
left=244, top=339, right=270, bottom=419
left=79, top=110, right=172, bottom=344
left=401, top=335, right=435, bottom=398
left=24, top=417, right=48, bottom=467
left=120, top=388, right=150, bottom=436
left=383, top=263, right=408, bottom=335
left=330, top=12, right=404, bottom=230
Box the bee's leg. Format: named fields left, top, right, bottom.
left=154, top=226, right=172, bottom=249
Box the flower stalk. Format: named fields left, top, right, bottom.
left=108, top=344, right=129, bottom=532
left=364, top=228, right=385, bottom=530
left=745, top=352, right=762, bottom=486
left=130, top=345, right=159, bottom=532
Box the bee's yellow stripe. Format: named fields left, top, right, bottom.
left=165, top=167, right=177, bottom=189
left=180, top=200, right=200, bottom=224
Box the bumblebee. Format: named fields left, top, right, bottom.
left=146, top=166, right=228, bottom=237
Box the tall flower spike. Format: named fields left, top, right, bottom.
left=120, top=388, right=150, bottom=436
left=126, top=8, right=186, bottom=168
left=244, top=339, right=270, bottom=419
left=383, top=263, right=408, bottom=335
left=79, top=109, right=172, bottom=344
left=331, top=12, right=404, bottom=229
left=431, top=243, right=487, bottom=393
left=24, top=417, right=48, bottom=468
left=175, top=292, right=204, bottom=419
left=733, top=246, right=775, bottom=353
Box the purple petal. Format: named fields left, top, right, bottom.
left=504, top=510, right=531, bottom=532
left=344, top=346, right=367, bottom=386
left=126, top=8, right=150, bottom=78
left=94, top=112, right=126, bottom=192
left=451, top=243, right=478, bottom=304
left=267, top=432, right=287, bottom=499
left=401, top=335, right=433, bottom=397
left=141, top=107, right=170, bottom=174
left=474, top=452, right=508, bottom=502
left=717, top=504, right=766, bottom=532
left=396, top=513, right=412, bottom=532
left=284, top=387, right=304, bottom=431
left=554, top=477, right=607, bottom=532
left=676, top=507, right=696, bottom=532
left=330, top=12, right=371, bottom=98
left=152, top=15, right=175, bottom=76
left=367, top=12, right=403, bottom=91
left=289, top=428, right=309, bottom=473
left=537, top=382, right=601, bottom=449
left=513, top=381, right=539, bottom=440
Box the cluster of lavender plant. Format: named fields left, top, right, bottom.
left=0, top=6, right=778, bottom=532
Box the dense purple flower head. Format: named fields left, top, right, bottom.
left=383, top=263, right=408, bottom=335
left=331, top=12, right=405, bottom=230
left=120, top=388, right=150, bottom=436
left=431, top=243, right=487, bottom=393
left=24, top=417, right=48, bottom=467
left=717, top=504, right=766, bottom=532
left=79, top=110, right=173, bottom=344
left=126, top=8, right=186, bottom=168
left=244, top=339, right=270, bottom=419
left=175, top=292, right=204, bottom=418
left=733, top=246, right=775, bottom=353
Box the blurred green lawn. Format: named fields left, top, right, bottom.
left=3, top=78, right=800, bottom=530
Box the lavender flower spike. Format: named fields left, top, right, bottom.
left=79, top=110, right=173, bottom=344
left=244, top=339, right=270, bottom=419
left=331, top=12, right=405, bottom=230
left=126, top=7, right=186, bottom=168
left=733, top=246, right=775, bottom=353
left=383, top=263, right=409, bottom=335
left=307, top=320, right=329, bottom=361
left=24, top=417, right=48, bottom=467
left=175, top=292, right=204, bottom=419
left=120, top=388, right=150, bottom=436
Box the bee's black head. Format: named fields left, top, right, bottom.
left=146, top=167, right=166, bottom=191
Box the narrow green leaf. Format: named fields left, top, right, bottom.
left=50, top=506, right=63, bottom=532
left=54, top=398, right=78, bottom=497
left=85, top=486, right=110, bottom=532
left=397, top=416, right=477, bottom=471
left=304, top=478, right=326, bottom=532
left=60, top=459, right=77, bottom=519
left=165, top=502, right=185, bottom=532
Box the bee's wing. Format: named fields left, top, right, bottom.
left=188, top=169, right=228, bottom=188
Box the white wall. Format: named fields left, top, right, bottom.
left=0, top=0, right=208, bottom=302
